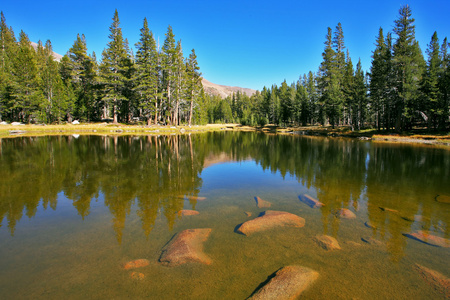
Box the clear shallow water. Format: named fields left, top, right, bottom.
left=0, top=133, right=449, bottom=299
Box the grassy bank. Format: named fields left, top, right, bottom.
left=1, top=123, right=449, bottom=146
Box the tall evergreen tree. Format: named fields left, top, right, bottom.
left=161, top=25, right=177, bottom=125
left=369, top=27, right=386, bottom=130
left=67, top=34, right=99, bottom=121
left=10, top=30, right=43, bottom=122
left=185, top=49, right=202, bottom=126
left=99, top=9, right=129, bottom=123
left=0, top=12, right=18, bottom=121
left=420, top=31, right=441, bottom=129
left=343, top=51, right=354, bottom=126
left=134, top=18, right=159, bottom=125
left=354, top=59, right=367, bottom=130
left=438, top=38, right=450, bottom=129
left=392, top=4, right=425, bottom=131
left=173, top=40, right=185, bottom=125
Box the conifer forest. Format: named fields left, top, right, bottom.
left=0, top=5, right=449, bottom=131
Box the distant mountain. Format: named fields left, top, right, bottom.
left=201, top=78, right=257, bottom=98
left=31, top=42, right=63, bottom=62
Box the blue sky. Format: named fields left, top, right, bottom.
left=2, top=0, right=449, bottom=90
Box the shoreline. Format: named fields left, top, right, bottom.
left=1, top=123, right=449, bottom=147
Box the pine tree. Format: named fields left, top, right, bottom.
left=305, top=71, right=318, bottom=125
left=319, top=27, right=342, bottom=128
left=67, top=34, right=98, bottom=121
left=392, top=5, right=425, bottom=131
left=99, top=9, right=129, bottom=123
left=369, top=27, right=386, bottom=130
left=173, top=40, right=185, bottom=125
left=438, top=38, right=450, bottom=129
left=185, top=49, right=202, bottom=126
left=420, top=32, right=441, bottom=129
left=0, top=12, right=19, bottom=122
left=134, top=18, right=159, bottom=125
left=161, top=25, right=177, bottom=125
left=354, top=59, right=367, bottom=129
left=343, top=51, right=354, bottom=126
left=297, top=75, right=309, bottom=125
left=10, top=30, right=43, bottom=122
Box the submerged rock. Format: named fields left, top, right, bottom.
left=130, top=272, right=145, bottom=280
left=244, top=211, right=252, bottom=217
left=236, top=210, right=305, bottom=236
left=159, top=228, right=212, bottom=266
left=414, top=264, right=450, bottom=298
left=177, top=209, right=199, bottom=216
left=248, top=265, right=319, bottom=299
left=403, top=230, right=450, bottom=248
left=335, top=208, right=356, bottom=219
left=436, top=195, right=450, bottom=204
left=299, top=194, right=324, bottom=208
left=346, top=241, right=363, bottom=247
left=361, top=237, right=383, bottom=246
left=313, top=235, right=341, bottom=251
left=178, top=195, right=207, bottom=201
left=123, top=259, right=150, bottom=270
left=364, top=221, right=377, bottom=229
left=379, top=207, right=399, bottom=213
left=401, top=215, right=430, bottom=223
left=255, top=196, right=272, bottom=208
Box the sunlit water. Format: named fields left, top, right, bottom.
left=0, top=132, right=449, bottom=299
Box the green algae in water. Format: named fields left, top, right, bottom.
left=0, top=133, right=449, bottom=299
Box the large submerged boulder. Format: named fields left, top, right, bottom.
left=159, top=228, right=212, bottom=266
left=255, top=196, right=272, bottom=208
left=299, top=194, right=324, bottom=208
left=123, top=259, right=150, bottom=270
left=335, top=208, right=356, bottom=219
left=436, top=195, right=450, bottom=204
left=177, top=209, right=199, bottom=216
left=236, top=210, right=305, bottom=236
left=414, top=264, right=450, bottom=298
left=248, top=265, right=319, bottom=299
left=313, top=235, right=341, bottom=251
left=403, top=230, right=450, bottom=248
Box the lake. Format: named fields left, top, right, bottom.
left=0, top=132, right=449, bottom=299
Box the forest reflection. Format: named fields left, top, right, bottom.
left=0, top=133, right=448, bottom=257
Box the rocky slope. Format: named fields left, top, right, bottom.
left=201, top=78, right=256, bottom=98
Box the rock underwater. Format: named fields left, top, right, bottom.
left=236, top=210, right=305, bottom=236
left=403, top=230, right=450, bottom=248
left=254, top=196, right=272, bottom=208
left=159, top=228, right=212, bottom=266
left=248, top=265, right=319, bottom=300
left=414, top=264, right=450, bottom=298
left=123, top=259, right=150, bottom=270
left=313, top=235, right=341, bottom=251
left=299, top=194, right=324, bottom=208
left=335, top=208, right=356, bottom=219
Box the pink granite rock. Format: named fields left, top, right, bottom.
left=414, top=264, right=450, bottom=298
left=159, top=228, right=212, bottom=266
left=335, top=208, right=356, bottom=219
left=403, top=230, right=450, bottom=248
left=248, top=265, right=319, bottom=299
left=313, top=235, right=341, bottom=251
left=236, top=211, right=305, bottom=236
left=299, top=194, right=324, bottom=208
left=436, top=195, right=450, bottom=204
left=255, top=196, right=272, bottom=208
left=123, top=259, right=150, bottom=270
left=177, top=209, right=199, bottom=216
